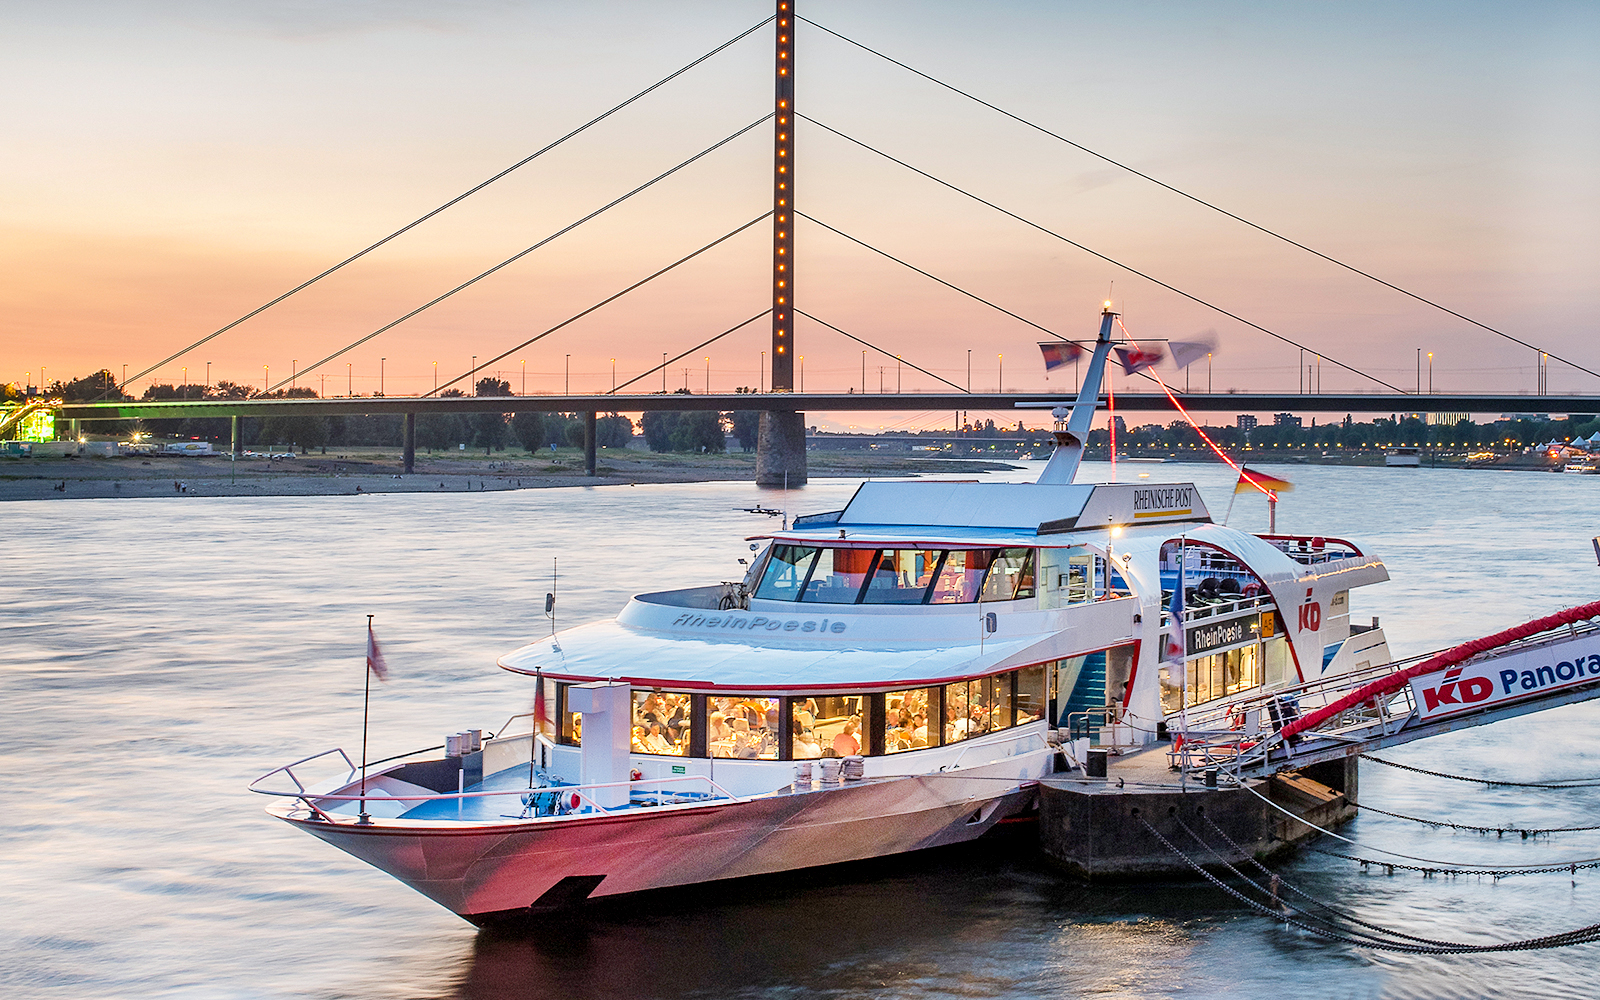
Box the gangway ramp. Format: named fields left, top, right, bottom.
left=1174, top=600, right=1600, bottom=779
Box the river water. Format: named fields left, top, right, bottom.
left=3, top=461, right=1599, bottom=999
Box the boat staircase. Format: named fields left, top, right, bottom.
left=1059, top=652, right=1108, bottom=743
left=1171, top=600, right=1600, bottom=779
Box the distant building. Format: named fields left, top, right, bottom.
left=1236, top=414, right=1258, bottom=432
left=1273, top=413, right=1302, bottom=429
left=1427, top=412, right=1469, bottom=426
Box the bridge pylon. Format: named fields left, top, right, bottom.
left=756, top=0, right=807, bottom=487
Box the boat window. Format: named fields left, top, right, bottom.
left=861, top=550, right=943, bottom=604
left=799, top=548, right=877, bottom=603
left=884, top=687, right=937, bottom=753
left=943, top=678, right=988, bottom=742
left=631, top=691, right=692, bottom=756
left=755, top=544, right=819, bottom=601
left=1185, top=646, right=1262, bottom=707
left=1015, top=664, right=1045, bottom=725
left=1038, top=548, right=1093, bottom=609
left=987, top=673, right=1013, bottom=732
left=708, top=696, right=779, bottom=759
left=981, top=549, right=1036, bottom=602
left=558, top=684, right=581, bottom=747
left=791, top=694, right=869, bottom=757
left=928, top=550, right=993, bottom=603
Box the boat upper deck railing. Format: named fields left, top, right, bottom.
left=249, top=759, right=749, bottom=824
left=1256, top=534, right=1364, bottom=565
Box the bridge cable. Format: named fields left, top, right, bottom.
left=797, top=212, right=1068, bottom=342
left=793, top=309, right=969, bottom=394
left=261, top=115, right=773, bottom=395
left=797, top=113, right=1406, bottom=394
left=110, top=15, right=776, bottom=399
left=428, top=212, right=771, bottom=397
left=1360, top=754, right=1600, bottom=789
left=797, top=14, right=1600, bottom=384
left=611, top=309, right=773, bottom=395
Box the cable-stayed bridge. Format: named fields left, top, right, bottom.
left=52, top=2, right=1598, bottom=483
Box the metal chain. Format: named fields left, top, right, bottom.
left=1351, top=800, right=1600, bottom=837
left=1139, top=816, right=1600, bottom=953
left=1361, top=754, right=1600, bottom=788
left=1197, top=813, right=1466, bottom=948
left=1310, top=847, right=1600, bottom=879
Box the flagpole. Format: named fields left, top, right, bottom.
left=1177, top=536, right=1189, bottom=790
left=359, top=614, right=373, bottom=826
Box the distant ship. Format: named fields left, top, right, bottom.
left=1385, top=447, right=1421, bottom=468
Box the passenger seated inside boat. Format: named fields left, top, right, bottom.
left=710, top=696, right=778, bottom=759
left=632, top=690, right=692, bottom=756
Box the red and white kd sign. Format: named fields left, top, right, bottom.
left=1297, top=588, right=1322, bottom=632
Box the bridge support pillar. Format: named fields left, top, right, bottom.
left=583, top=411, right=597, bottom=477
left=755, top=410, right=806, bottom=487
left=403, top=412, right=415, bottom=474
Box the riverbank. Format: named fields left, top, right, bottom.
left=0, top=447, right=1020, bottom=501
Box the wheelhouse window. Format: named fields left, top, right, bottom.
left=791, top=694, right=869, bottom=758
left=929, top=550, right=993, bottom=603
left=884, top=687, right=937, bottom=753
left=757, top=546, right=1042, bottom=605
left=981, top=548, right=1036, bottom=602
left=799, top=548, right=876, bottom=603
left=631, top=690, right=691, bottom=756
left=708, top=696, right=779, bottom=759
left=755, top=544, right=818, bottom=601
left=861, top=550, right=942, bottom=604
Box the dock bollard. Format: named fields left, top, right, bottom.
left=1204, top=767, right=1218, bottom=788
left=1086, top=749, right=1109, bottom=779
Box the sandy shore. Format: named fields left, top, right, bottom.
left=0, top=448, right=1020, bottom=501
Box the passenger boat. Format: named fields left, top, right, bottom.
left=1385, top=447, right=1421, bottom=467
left=1563, top=456, right=1598, bottom=475
left=251, top=305, right=1394, bottom=925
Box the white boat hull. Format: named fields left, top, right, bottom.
left=274, top=751, right=1048, bottom=924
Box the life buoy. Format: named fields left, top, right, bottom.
left=630, top=768, right=643, bottom=782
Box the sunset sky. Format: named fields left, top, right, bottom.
left=4, top=1, right=1597, bottom=429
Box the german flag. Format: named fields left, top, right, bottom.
left=1235, top=468, right=1292, bottom=494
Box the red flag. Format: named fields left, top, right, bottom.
left=1038, top=341, right=1084, bottom=373
left=366, top=622, right=388, bottom=682
left=533, top=674, right=550, bottom=735
left=1114, top=345, right=1164, bottom=375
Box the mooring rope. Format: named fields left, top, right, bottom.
left=1360, top=754, right=1600, bottom=789
left=1139, top=814, right=1600, bottom=953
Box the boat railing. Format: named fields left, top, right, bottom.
left=251, top=747, right=359, bottom=796
left=1256, top=534, right=1364, bottom=565
left=1164, top=657, right=1421, bottom=775
left=935, top=728, right=1051, bottom=773
left=249, top=763, right=747, bottom=823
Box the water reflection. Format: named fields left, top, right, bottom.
left=4, top=465, right=1600, bottom=999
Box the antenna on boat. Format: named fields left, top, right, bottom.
left=1024, top=303, right=1119, bottom=485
